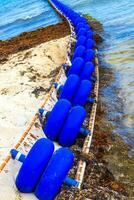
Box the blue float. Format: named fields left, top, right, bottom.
left=86, top=38, right=95, bottom=49
left=44, top=99, right=71, bottom=140
left=60, top=74, right=80, bottom=101
left=67, top=57, right=84, bottom=76
left=72, top=80, right=92, bottom=106
left=35, top=148, right=74, bottom=200
left=80, top=62, right=95, bottom=81
left=75, top=35, right=86, bottom=48
left=54, top=80, right=94, bottom=108
left=86, top=30, right=94, bottom=39
left=77, top=28, right=87, bottom=37
left=72, top=45, right=85, bottom=60
left=15, top=138, right=54, bottom=193
left=84, top=49, right=95, bottom=62
left=58, top=106, right=86, bottom=146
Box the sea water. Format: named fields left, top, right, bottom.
left=0, top=0, right=134, bottom=153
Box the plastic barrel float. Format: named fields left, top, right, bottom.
left=10, top=138, right=77, bottom=200
left=0, top=0, right=99, bottom=199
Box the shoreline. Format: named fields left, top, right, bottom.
left=0, top=21, right=70, bottom=64
left=99, top=66, right=134, bottom=198
left=0, top=16, right=133, bottom=199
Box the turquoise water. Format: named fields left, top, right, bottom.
left=0, top=0, right=61, bottom=40
left=0, top=0, right=134, bottom=153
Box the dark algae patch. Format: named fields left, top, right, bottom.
left=94, top=67, right=134, bottom=199
left=56, top=15, right=133, bottom=199
left=0, top=21, right=70, bottom=64
left=84, top=14, right=103, bottom=44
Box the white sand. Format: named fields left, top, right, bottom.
left=0, top=36, right=69, bottom=200
left=0, top=36, right=69, bottom=160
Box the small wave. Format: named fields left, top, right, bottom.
left=19, top=13, right=44, bottom=20
left=0, top=8, right=45, bottom=26
left=0, top=11, right=47, bottom=30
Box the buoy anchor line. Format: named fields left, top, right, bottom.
left=0, top=0, right=99, bottom=198
left=47, top=0, right=99, bottom=190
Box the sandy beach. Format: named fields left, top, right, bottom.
left=0, top=19, right=71, bottom=199
left=0, top=35, right=69, bottom=162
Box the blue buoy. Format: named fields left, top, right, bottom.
left=80, top=62, right=95, bottom=81
left=67, top=57, right=84, bottom=76
left=72, top=80, right=92, bottom=106
left=44, top=99, right=71, bottom=140
left=15, top=138, right=54, bottom=193
left=84, top=49, right=95, bottom=62
left=58, top=106, right=86, bottom=146
left=35, top=148, right=74, bottom=200
left=72, top=45, right=86, bottom=60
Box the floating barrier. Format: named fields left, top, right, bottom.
left=0, top=0, right=99, bottom=199
left=72, top=45, right=86, bottom=60
left=67, top=57, right=84, bottom=76
left=53, top=75, right=95, bottom=106
left=10, top=138, right=76, bottom=200
left=39, top=99, right=89, bottom=146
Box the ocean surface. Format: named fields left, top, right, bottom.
left=0, top=0, right=134, bottom=154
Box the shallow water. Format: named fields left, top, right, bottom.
left=0, top=0, right=134, bottom=153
